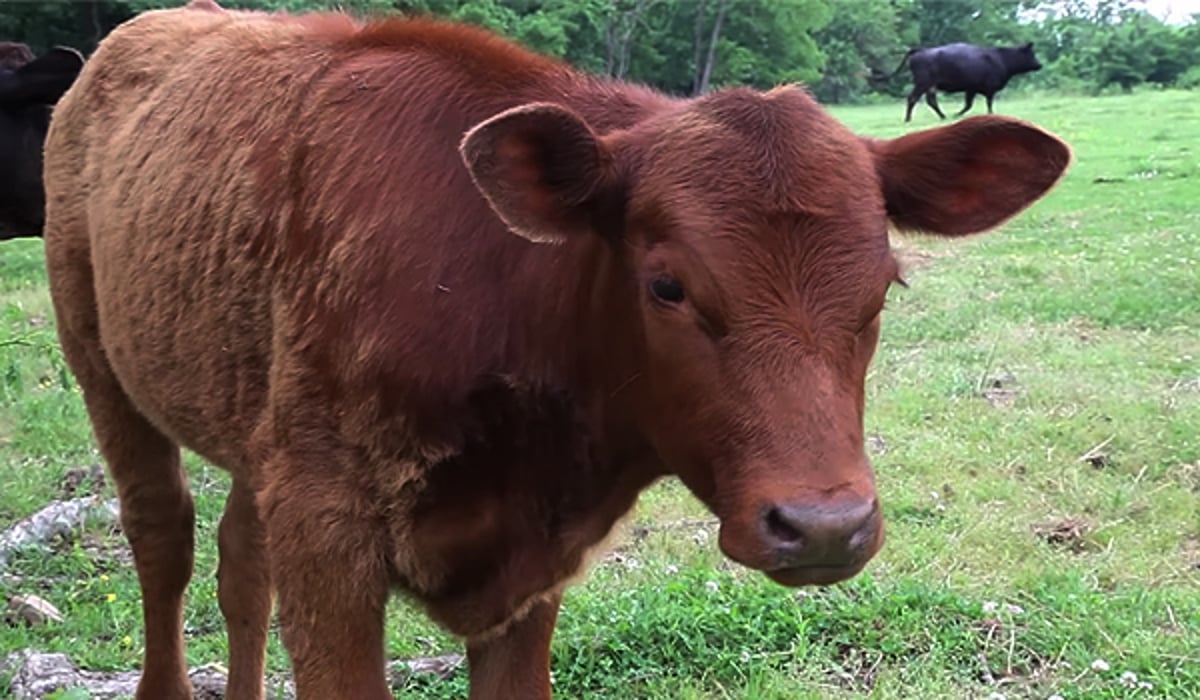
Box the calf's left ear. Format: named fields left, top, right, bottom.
left=867, top=115, right=1071, bottom=237
left=460, top=102, right=621, bottom=244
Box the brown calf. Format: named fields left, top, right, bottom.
left=42, top=1, right=1070, bottom=698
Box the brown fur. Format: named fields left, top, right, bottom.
left=42, top=1, right=1071, bottom=698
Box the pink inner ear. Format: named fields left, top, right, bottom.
left=951, top=158, right=1011, bottom=216
left=948, top=189, right=986, bottom=218
left=496, top=136, right=540, bottom=190
left=495, top=133, right=560, bottom=224
left=967, top=162, right=1006, bottom=186
left=462, top=102, right=617, bottom=241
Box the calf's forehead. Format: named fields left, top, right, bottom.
left=633, top=87, right=884, bottom=227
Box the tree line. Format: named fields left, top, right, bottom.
left=3, top=0, right=1197, bottom=102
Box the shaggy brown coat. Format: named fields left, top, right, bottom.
left=43, top=1, right=1071, bottom=698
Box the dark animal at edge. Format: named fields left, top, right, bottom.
left=888, top=42, right=1043, bottom=122
left=0, top=41, right=83, bottom=239
left=42, top=1, right=1072, bottom=698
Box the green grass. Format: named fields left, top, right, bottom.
left=2, top=89, right=1198, bottom=699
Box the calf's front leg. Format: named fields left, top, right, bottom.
left=260, top=457, right=393, bottom=700
left=466, top=591, right=563, bottom=700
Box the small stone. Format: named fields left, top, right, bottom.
left=5, top=595, right=65, bottom=627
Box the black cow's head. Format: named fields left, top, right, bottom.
left=0, top=43, right=84, bottom=240
left=1012, top=42, right=1042, bottom=74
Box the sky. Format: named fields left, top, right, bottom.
left=1139, top=0, right=1200, bottom=23
left=1033, top=0, right=1200, bottom=24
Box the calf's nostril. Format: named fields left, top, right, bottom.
left=848, top=519, right=876, bottom=551
left=760, top=499, right=880, bottom=567
left=764, top=506, right=804, bottom=545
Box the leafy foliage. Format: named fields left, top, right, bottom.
left=0, top=0, right=1195, bottom=101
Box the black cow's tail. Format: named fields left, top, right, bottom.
left=868, top=48, right=918, bottom=85
left=887, top=48, right=919, bottom=79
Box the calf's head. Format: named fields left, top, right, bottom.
left=0, top=43, right=84, bottom=240
left=461, top=86, right=1070, bottom=586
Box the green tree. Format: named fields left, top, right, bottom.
left=1084, top=8, right=1186, bottom=90
left=0, top=1, right=132, bottom=54
left=811, top=0, right=905, bottom=103
left=709, top=0, right=831, bottom=90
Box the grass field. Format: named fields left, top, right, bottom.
left=1, top=89, right=1197, bottom=699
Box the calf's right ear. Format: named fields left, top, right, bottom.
left=0, top=47, right=84, bottom=105
left=460, top=102, right=622, bottom=244
left=867, top=115, right=1071, bottom=237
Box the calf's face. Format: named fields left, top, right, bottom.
left=461, top=87, right=1071, bottom=587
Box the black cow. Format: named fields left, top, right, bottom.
left=890, top=42, right=1042, bottom=122
left=0, top=42, right=84, bottom=240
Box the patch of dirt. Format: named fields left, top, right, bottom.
left=1182, top=536, right=1200, bottom=571
left=1077, top=436, right=1115, bottom=470
left=825, top=643, right=881, bottom=693
left=1170, top=377, right=1200, bottom=393
left=1177, top=462, right=1200, bottom=492
left=1032, top=517, right=1092, bottom=553
left=984, top=387, right=1019, bottom=408
left=1056, top=316, right=1107, bottom=344
left=975, top=649, right=1054, bottom=695
left=78, top=532, right=135, bottom=570
left=980, top=372, right=1020, bottom=409
left=890, top=237, right=955, bottom=276
left=59, top=463, right=106, bottom=498
left=626, top=517, right=717, bottom=542
left=974, top=617, right=1004, bottom=636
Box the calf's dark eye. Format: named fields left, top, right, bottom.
left=650, top=276, right=685, bottom=304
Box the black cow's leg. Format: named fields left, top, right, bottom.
left=956, top=92, right=976, bottom=116
left=906, top=78, right=935, bottom=122
left=985, top=93, right=996, bottom=113
left=925, top=91, right=946, bottom=119
left=904, top=87, right=922, bottom=122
